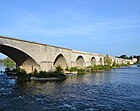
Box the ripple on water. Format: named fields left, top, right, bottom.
left=1, top=66, right=140, bottom=111
left=58, top=104, right=77, bottom=111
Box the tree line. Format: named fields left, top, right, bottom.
left=0, top=57, right=16, bottom=68
left=117, top=54, right=140, bottom=63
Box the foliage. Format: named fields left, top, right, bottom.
left=33, top=71, right=66, bottom=81
left=55, top=66, right=63, bottom=73
left=5, top=66, right=66, bottom=81
left=66, top=65, right=115, bottom=74
left=118, top=55, right=129, bottom=59
left=66, top=67, right=86, bottom=74
left=32, top=66, right=66, bottom=81
left=32, top=68, right=38, bottom=76
left=104, top=55, right=112, bottom=66
left=113, top=63, right=130, bottom=68
left=86, top=63, right=131, bottom=72
left=127, top=62, right=130, bottom=65
left=3, top=57, right=16, bottom=68
left=5, top=67, right=11, bottom=72
left=4, top=67, right=29, bottom=81
left=16, top=69, right=29, bottom=82
left=66, top=67, right=78, bottom=72
left=90, top=65, right=112, bottom=72
left=135, top=56, right=140, bottom=64
left=5, top=67, right=18, bottom=76
left=118, top=55, right=134, bottom=60
left=77, top=68, right=86, bottom=74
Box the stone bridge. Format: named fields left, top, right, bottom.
left=0, top=36, right=135, bottom=73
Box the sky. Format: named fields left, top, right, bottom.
left=0, top=0, right=140, bottom=59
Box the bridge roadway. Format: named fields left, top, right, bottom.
left=0, top=36, right=134, bottom=73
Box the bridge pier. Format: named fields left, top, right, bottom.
left=20, top=65, right=39, bottom=73
left=40, top=61, right=54, bottom=72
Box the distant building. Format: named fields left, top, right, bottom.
left=132, top=58, right=137, bottom=63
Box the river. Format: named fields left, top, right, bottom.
left=0, top=64, right=140, bottom=111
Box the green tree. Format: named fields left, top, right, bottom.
left=129, top=56, right=133, bottom=60
left=3, top=57, right=16, bottom=68
left=132, top=55, right=140, bottom=64
left=104, top=55, right=112, bottom=66
left=137, top=56, right=140, bottom=64
left=119, top=55, right=128, bottom=59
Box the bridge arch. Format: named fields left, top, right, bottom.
left=53, top=54, right=67, bottom=70
left=0, top=44, right=40, bottom=73
left=91, top=57, right=96, bottom=65
left=76, top=55, right=85, bottom=68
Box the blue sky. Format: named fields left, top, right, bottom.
left=0, top=0, right=140, bottom=59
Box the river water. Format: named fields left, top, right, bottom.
left=0, top=65, right=140, bottom=111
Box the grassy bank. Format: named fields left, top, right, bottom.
left=66, top=63, right=130, bottom=74
left=31, top=66, right=66, bottom=81
left=4, top=63, right=130, bottom=82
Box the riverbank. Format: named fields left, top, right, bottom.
left=4, top=66, right=67, bottom=82
left=65, top=64, right=130, bottom=74
left=3, top=63, right=130, bottom=82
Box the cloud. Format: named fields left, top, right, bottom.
left=0, top=9, right=140, bottom=42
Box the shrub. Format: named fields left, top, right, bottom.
left=77, top=68, right=86, bottom=74
left=33, top=70, right=66, bottom=81
left=17, top=69, right=29, bottom=82
left=55, top=66, right=63, bottom=73
left=70, top=67, right=78, bottom=72
left=5, top=67, right=10, bottom=73
left=90, top=65, right=112, bottom=72
left=104, top=55, right=112, bottom=66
